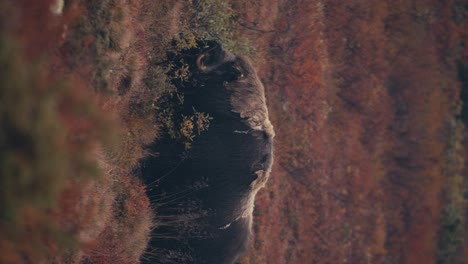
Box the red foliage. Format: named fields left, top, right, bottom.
left=82, top=175, right=152, bottom=264
left=237, top=0, right=465, bottom=263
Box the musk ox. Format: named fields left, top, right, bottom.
left=140, top=41, right=274, bottom=264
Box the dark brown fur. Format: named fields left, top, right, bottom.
left=141, top=41, right=274, bottom=264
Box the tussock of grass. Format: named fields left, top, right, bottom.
left=63, top=0, right=125, bottom=92
left=79, top=172, right=153, bottom=264
left=104, top=86, right=163, bottom=175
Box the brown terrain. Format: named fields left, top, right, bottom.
left=1, top=0, right=466, bottom=263
left=237, top=0, right=467, bottom=263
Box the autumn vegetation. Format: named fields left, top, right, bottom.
left=0, top=1, right=152, bottom=263
left=234, top=0, right=467, bottom=263
left=1, top=0, right=466, bottom=263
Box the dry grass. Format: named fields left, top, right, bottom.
left=0, top=31, right=114, bottom=264
left=79, top=172, right=153, bottom=264
left=0, top=1, right=155, bottom=263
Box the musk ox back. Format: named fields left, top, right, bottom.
left=140, top=41, right=274, bottom=264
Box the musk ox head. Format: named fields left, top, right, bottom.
left=141, top=40, right=274, bottom=264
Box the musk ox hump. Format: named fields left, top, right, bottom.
left=226, top=56, right=275, bottom=138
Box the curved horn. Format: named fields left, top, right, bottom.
left=196, top=48, right=236, bottom=73
left=196, top=53, right=208, bottom=72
